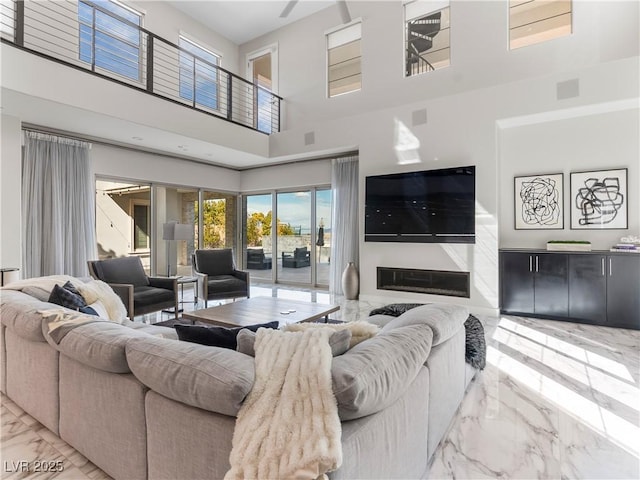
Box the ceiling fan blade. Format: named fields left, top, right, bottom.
left=280, top=0, right=299, bottom=18
left=337, top=0, right=351, bottom=23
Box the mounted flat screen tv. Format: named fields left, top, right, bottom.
left=365, top=166, right=476, bottom=243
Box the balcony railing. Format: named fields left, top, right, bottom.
left=0, top=0, right=282, bottom=134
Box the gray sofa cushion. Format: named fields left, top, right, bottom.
left=0, top=290, right=51, bottom=342
left=237, top=328, right=352, bottom=357
left=382, top=303, right=469, bottom=346
left=126, top=336, right=255, bottom=417
left=54, top=322, right=156, bottom=373
left=331, top=323, right=434, bottom=421
left=125, top=320, right=178, bottom=340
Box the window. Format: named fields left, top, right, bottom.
left=405, top=1, right=450, bottom=77
left=78, top=0, right=142, bottom=81
left=509, top=0, right=572, bottom=49
left=179, top=36, right=220, bottom=111
left=132, top=202, right=150, bottom=251
left=327, top=22, right=361, bottom=97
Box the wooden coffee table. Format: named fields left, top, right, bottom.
left=181, top=296, right=340, bottom=328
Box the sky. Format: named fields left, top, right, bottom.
left=246, top=190, right=332, bottom=234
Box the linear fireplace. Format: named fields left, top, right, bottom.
left=377, top=267, right=470, bottom=298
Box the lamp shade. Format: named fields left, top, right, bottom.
left=163, top=222, right=192, bottom=241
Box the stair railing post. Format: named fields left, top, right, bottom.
left=226, top=74, right=233, bottom=120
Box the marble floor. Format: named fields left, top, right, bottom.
left=2, top=284, right=639, bottom=479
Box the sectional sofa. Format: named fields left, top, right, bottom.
left=0, top=280, right=477, bottom=479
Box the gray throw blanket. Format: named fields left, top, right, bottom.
left=369, top=303, right=486, bottom=370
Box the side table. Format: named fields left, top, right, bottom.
left=177, top=276, right=198, bottom=305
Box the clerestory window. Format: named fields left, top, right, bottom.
left=405, top=1, right=450, bottom=77
left=179, top=36, right=220, bottom=111
left=509, top=0, right=572, bottom=49
left=78, top=0, right=142, bottom=81
left=327, top=21, right=362, bottom=98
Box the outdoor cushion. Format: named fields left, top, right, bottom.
left=94, top=256, right=150, bottom=287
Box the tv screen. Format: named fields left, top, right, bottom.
left=365, top=166, right=475, bottom=243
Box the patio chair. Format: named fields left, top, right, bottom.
left=87, top=256, right=179, bottom=320
left=282, top=247, right=311, bottom=268
left=192, top=248, right=250, bottom=308
left=246, top=249, right=272, bottom=270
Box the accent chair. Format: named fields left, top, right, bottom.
left=87, top=256, right=179, bottom=320
left=192, top=249, right=249, bottom=308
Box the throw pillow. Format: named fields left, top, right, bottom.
left=175, top=321, right=279, bottom=349
left=62, top=280, right=83, bottom=298
left=21, top=286, right=51, bottom=302
left=48, top=284, right=88, bottom=310
left=237, top=328, right=352, bottom=357
left=282, top=320, right=379, bottom=349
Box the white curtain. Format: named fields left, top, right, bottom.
left=22, top=131, right=96, bottom=278
left=330, top=155, right=359, bottom=296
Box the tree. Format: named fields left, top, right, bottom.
left=245, top=210, right=295, bottom=247
left=196, top=199, right=226, bottom=248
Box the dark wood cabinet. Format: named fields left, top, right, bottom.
left=500, top=252, right=567, bottom=318
left=606, top=255, right=640, bottom=329
left=569, top=254, right=607, bottom=323
left=500, top=250, right=639, bottom=330
left=500, top=252, right=534, bottom=314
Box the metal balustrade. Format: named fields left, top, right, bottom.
left=0, top=0, right=281, bottom=134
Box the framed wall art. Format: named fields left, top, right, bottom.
left=514, top=173, right=564, bottom=230
left=570, top=168, right=627, bottom=230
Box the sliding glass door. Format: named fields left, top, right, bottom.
left=243, top=193, right=273, bottom=282
left=277, top=191, right=312, bottom=285
left=315, top=189, right=332, bottom=287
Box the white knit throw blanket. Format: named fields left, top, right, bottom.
left=2, top=275, right=127, bottom=323
left=225, top=328, right=342, bottom=480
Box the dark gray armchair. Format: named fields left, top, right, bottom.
left=87, top=256, right=179, bottom=320
left=246, top=248, right=272, bottom=270
left=192, top=249, right=250, bottom=308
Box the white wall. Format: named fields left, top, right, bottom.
left=0, top=115, right=22, bottom=274
left=240, top=159, right=332, bottom=192
left=91, top=143, right=241, bottom=191
left=499, top=108, right=640, bottom=250
left=238, top=0, right=639, bottom=312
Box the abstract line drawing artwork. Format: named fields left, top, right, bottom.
left=571, top=168, right=628, bottom=229
left=514, top=173, right=564, bottom=230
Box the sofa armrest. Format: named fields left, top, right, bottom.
left=149, top=276, right=178, bottom=291
left=108, top=283, right=134, bottom=320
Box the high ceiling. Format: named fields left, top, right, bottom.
left=167, top=0, right=334, bottom=44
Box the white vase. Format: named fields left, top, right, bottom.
left=342, top=262, right=359, bottom=300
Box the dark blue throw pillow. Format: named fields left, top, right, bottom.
left=48, top=284, right=88, bottom=310
left=78, top=305, right=99, bottom=316
left=62, top=280, right=83, bottom=297
left=175, top=321, right=279, bottom=350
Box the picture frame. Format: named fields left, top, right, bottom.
left=570, top=168, right=628, bottom=230
left=514, top=173, right=564, bottom=230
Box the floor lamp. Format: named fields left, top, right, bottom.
left=162, top=221, right=192, bottom=277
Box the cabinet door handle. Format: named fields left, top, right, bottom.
left=535, top=256, right=539, bottom=272
left=601, top=257, right=605, bottom=276
left=529, top=256, right=533, bottom=272
left=609, top=258, right=612, bottom=277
